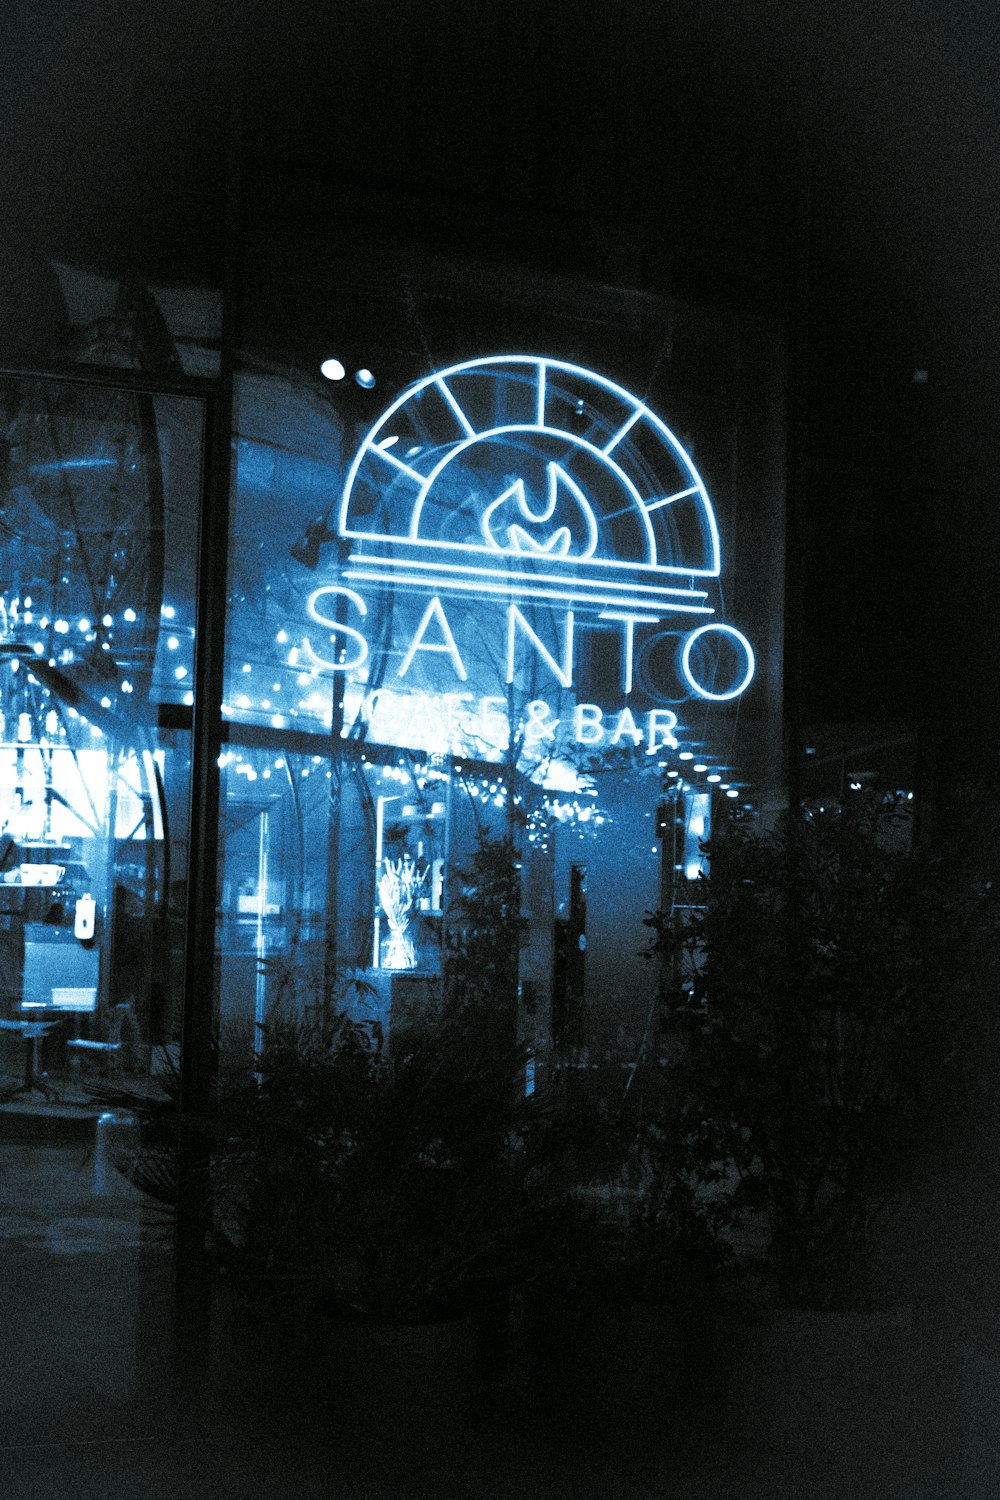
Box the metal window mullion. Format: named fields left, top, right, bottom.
left=172, top=377, right=231, bottom=1393
left=173, top=0, right=244, bottom=1397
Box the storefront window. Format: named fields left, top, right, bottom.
left=219, top=248, right=784, bottom=1068
left=0, top=371, right=202, bottom=1436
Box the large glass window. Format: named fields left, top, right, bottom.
left=218, top=246, right=784, bottom=1071
left=0, top=373, right=202, bottom=1438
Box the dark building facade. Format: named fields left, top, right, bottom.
left=1, top=0, right=991, bottom=1445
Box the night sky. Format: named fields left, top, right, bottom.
left=2, top=0, right=997, bottom=756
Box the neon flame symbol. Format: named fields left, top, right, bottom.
left=480, top=462, right=599, bottom=559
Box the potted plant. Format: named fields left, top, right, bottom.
left=204, top=829, right=546, bottom=1437
left=646, top=798, right=994, bottom=1470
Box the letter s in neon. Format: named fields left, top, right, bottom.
left=302, top=585, right=369, bottom=672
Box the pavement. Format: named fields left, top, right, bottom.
left=0, top=1112, right=991, bottom=1498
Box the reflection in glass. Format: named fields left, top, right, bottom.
left=0, top=374, right=200, bottom=1437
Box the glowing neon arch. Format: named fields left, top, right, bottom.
left=338, top=356, right=723, bottom=617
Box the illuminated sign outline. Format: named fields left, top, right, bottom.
left=680, top=623, right=756, bottom=702
left=480, top=463, right=600, bottom=559
left=338, top=356, right=725, bottom=618
left=304, top=355, right=757, bottom=713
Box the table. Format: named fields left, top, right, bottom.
left=0, top=1017, right=60, bottom=1098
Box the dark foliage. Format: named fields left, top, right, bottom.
left=647, top=801, right=998, bottom=1308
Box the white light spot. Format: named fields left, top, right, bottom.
left=320, top=358, right=346, bottom=381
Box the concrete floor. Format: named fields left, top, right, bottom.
left=0, top=1116, right=990, bottom=1498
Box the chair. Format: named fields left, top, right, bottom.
left=66, top=1003, right=131, bottom=1074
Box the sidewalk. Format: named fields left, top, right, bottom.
left=0, top=1409, right=933, bottom=1500
left=0, top=1318, right=947, bottom=1500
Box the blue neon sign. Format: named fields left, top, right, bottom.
left=339, top=356, right=724, bottom=608
left=680, top=624, right=756, bottom=702
left=303, top=355, right=756, bottom=724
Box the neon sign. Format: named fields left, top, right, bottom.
left=296, top=356, right=755, bottom=759
left=304, top=587, right=755, bottom=705
left=337, top=355, right=728, bottom=613
left=337, top=682, right=681, bottom=757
